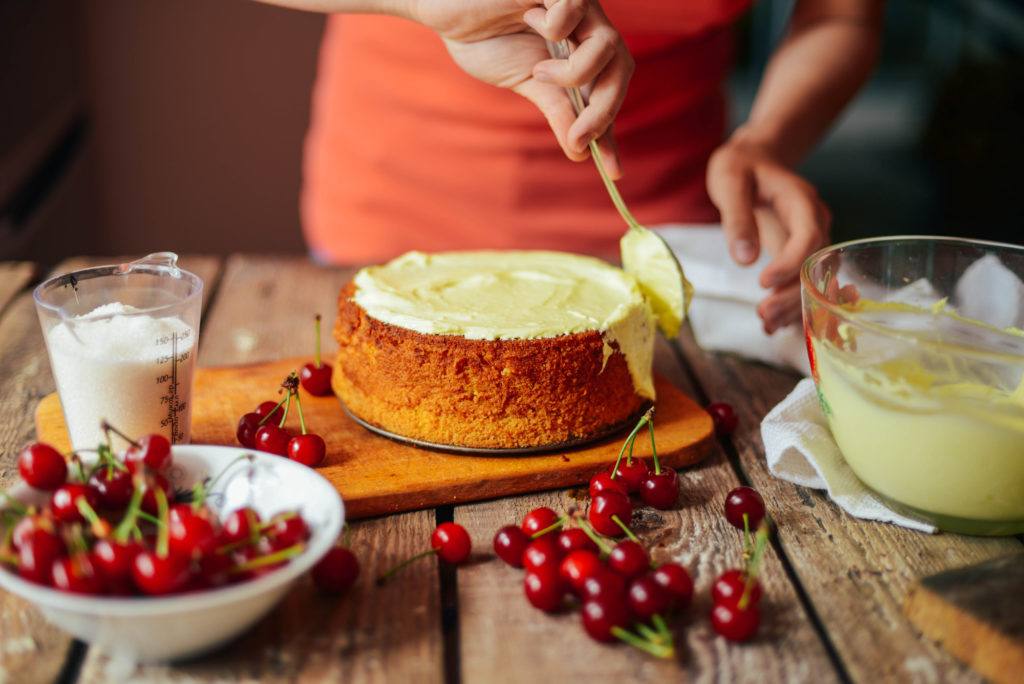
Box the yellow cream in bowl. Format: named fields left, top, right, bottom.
left=353, top=250, right=657, bottom=399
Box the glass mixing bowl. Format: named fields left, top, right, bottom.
left=801, top=236, right=1024, bottom=535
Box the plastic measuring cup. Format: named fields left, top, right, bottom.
left=33, top=253, right=203, bottom=451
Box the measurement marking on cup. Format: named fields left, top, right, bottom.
left=157, top=330, right=190, bottom=442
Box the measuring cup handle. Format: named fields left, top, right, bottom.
left=117, top=252, right=181, bottom=275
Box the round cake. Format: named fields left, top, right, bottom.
left=332, top=250, right=660, bottom=449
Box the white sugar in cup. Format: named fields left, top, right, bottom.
left=34, top=253, right=203, bottom=451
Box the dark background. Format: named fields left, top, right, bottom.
left=2, top=0, right=1021, bottom=266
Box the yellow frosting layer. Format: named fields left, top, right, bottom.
left=352, top=250, right=656, bottom=398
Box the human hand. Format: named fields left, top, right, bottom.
left=412, top=0, right=633, bottom=177
left=706, top=136, right=831, bottom=334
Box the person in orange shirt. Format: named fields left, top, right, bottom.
left=258, top=0, right=883, bottom=333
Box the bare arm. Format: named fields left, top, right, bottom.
left=707, top=0, right=884, bottom=333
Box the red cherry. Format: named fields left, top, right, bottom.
left=607, top=540, right=648, bottom=580
left=11, top=515, right=48, bottom=549
left=581, top=595, right=630, bottom=642
left=640, top=469, right=679, bottom=510
left=168, top=505, right=219, bottom=559
left=141, top=473, right=172, bottom=515
left=588, top=491, right=632, bottom=537
left=288, top=434, right=326, bottom=467
left=132, top=550, right=191, bottom=595
left=559, top=550, right=603, bottom=595
left=712, top=568, right=763, bottom=607
left=198, top=550, right=233, bottom=588
left=581, top=568, right=627, bottom=602
left=612, top=459, right=650, bottom=494
left=16, top=528, right=64, bottom=585
left=555, top=528, right=599, bottom=555
left=51, top=554, right=104, bottom=595
left=313, top=546, right=360, bottom=593
left=431, top=522, right=472, bottom=564
left=50, top=483, right=99, bottom=523
left=627, top=573, right=671, bottom=619
left=652, top=562, right=694, bottom=611
left=711, top=602, right=761, bottom=641
left=92, top=539, right=143, bottom=586
left=300, top=363, right=334, bottom=397
left=18, top=443, right=67, bottom=490
left=89, top=468, right=134, bottom=509
left=520, top=507, right=559, bottom=536
left=492, top=525, right=530, bottom=567
left=724, top=486, right=766, bottom=530
left=256, top=401, right=283, bottom=420
left=522, top=535, right=563, bottom=572
left=236, top=412, right=262, bottom=448
left=524, top=566, right=564, bottom=612
left=221, top=507, right=261, bottom=545
left=255, top=424, right=291, bottom=456
left=268, top=513, right=310, bottom=548
left=588, top=471, right=628, bottom=499
left=707, top=402, right=738, bottom=436
left=125, top=434, right=172, bottom=472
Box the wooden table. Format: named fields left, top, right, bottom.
left=1, top=255, right=1021, bottom=684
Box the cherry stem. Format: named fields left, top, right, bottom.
left=76, top=498, right=110, bottom=538
left=257, top=394, right=289, bottom=428
left=636, top=622, right=660, bottom=643
left=314, top=314, right=323, bottom=368
left=155, top=488, right=170, bottom=558
left=278, top=390, right=293, bottom=429
left=192, top=454, right=254, bottom=511
left=137, top=511, right=163, bottom=527
left=0, top=492, right=27, bottom=516
left=651, top=613, right=672, bottom=643
left=376, top=548, right=437, bottom=585
left=294, top=386, right=308, bottom=435
left=229, top=542, right=306, bottom=574
left=610, top=409, right=652, bottom=478
left=101, top=421, right=141, bottom=449
left=739, top=524, right=771, bottom=610
left=577, top=518, right=613, bottom=555
left=611, top=515, right=639, bottom=543
left=113, top=480, right=146, bottom=542
left=742, top=513, right=752, bottom=562
left=647, top=420, right=661, bottom=475
left=69, top=454, right=87, bottom=483
left=611, top=625, right=674, bottom=659
left=530, top=516, right=567, bottom=539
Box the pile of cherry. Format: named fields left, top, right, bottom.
left=236, top=314, right=335, bottom=467
left=0, top=427, right=358, bottom=597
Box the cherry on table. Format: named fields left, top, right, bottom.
left=613, top=459, right=650, bottom=494
left=589, top=471, right=627, bottom=499
left=256, top=401, right=283, bottom=420
left=300, top=314, right=334, bottom=397
left=724, top=486, right=766, bottom=530
left=51, top=554, right=104, bottom=595
left=89, top=467, right=134, bottom=509
left=707, top=402, right=739, bottom=436
left=712, top=568, right=763, bottom=607
left=588, top=491, right=632, bottom=537
left=581, top=569, right=627, bottom=602
left=125, top=434, right=172, bottom=472
left=640, top=469, right=679, bottom=510
left=50, top=483, right=99, bottom=523
left=16, top=528, right=64, bottom=585
left=431, top=522, right=472, bottom=564
left=711, top=601, right=760, bottom=641
left=520, top=507, right=559, bottom=536
left=237, top=412, right=262, bottom=448
left=524, top=566, right=564, bottom=612
left=653, top=562, right=693, bottom=610
left=18, top=443, right=67, bottom=490
left=556, top=528, right=599, bottom=555
left=581, top=595, right=630, bottom=642
left=608, top=540, right=648, bottom=580
left=255, top=424, right=291, bottom=456
left=313, top=545, right=360, bottom=593
left=559, top=549, right=603, bottom=595
left=522, top=535, right=562, bottom=572
left=492, top=525, right=530, bottom=567
left=627, top=573, right=671, bottom=619
left=288, top=433, right=326, bottom=467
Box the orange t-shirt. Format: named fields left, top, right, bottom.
left=302, top=1, right=750, bottom=264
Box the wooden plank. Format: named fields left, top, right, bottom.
left=0, top=262, right=35, bottom=313
left=675, top=328, right=1023, bottom=683
left=0, top=256, right=219, bottom=684
left=37, top=360, right=712, bottom=519
left=905, top=555, right=1024, bottom=684
left=78, top=255, right=445, bottom=682
left=454, top=339, right=840, bottom=683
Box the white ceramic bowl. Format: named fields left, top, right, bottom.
left=0, top=445, right=344, bottom=663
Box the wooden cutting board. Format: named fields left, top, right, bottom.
left=34, top=357, right=714, bottom=519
